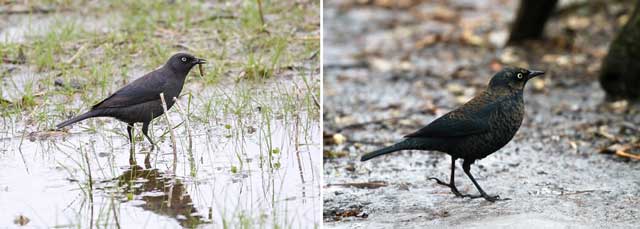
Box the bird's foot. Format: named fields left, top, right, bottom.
left=466, top=194, right=509, bottom=202
left=428, top=177, right=465, bottom=197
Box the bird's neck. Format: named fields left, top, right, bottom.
left=485, top=87, right=524, bottom=103
left=163, top=66, right=189, bottom=80
left=490, top=85, right=523, bottom=96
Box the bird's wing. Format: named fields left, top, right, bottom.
left=404, top=98, right=501, bottom=138
left=92, top=70, right=167, bottom=109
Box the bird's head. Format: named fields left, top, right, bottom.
left=166, top=53, right=207, bottom=75
left=488, top=67, right=544, bottom=91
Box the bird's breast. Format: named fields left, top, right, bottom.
left=487, top=95, right=524, bottom=147
left=162, top=78, right=186, bottom=107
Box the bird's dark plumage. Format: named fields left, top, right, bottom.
left=361, top=67, right=544, bottom=201
left=57, top=53, right=206, bottom=155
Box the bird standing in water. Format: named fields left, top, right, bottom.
left=57, top=53, right=206, bottom=162
left=361, top=67, right=544, bottom=202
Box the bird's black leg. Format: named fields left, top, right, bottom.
left=141, top=122, right=156, bottom=151
left=127, top=123, right=134, bottom=143
left=429, top=157, right=465, bottom=197
left=462, top=159, right=508, bottom=202
left=127, top=123, right=136, bottom=165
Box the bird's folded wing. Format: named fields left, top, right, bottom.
left=92, top=73, right=166, bottom=109
left=404, top=99, right=500, bottom=138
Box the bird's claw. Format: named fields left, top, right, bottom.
left=428, top=177, right=465, bottom=197
left=429, top=177, right=509, bottom=201
left=468, top=194, right=509, bottom=202
left=428, top=177, right=449, bottom=186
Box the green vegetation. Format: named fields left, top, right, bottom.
left=0, top=0, right=319, bottom=228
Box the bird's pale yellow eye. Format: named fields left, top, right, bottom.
left=517, top=73, right=523, bottom=79
left=181, top=57, right=187, bottom=62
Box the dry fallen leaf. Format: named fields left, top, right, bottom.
left=333, top=133, right=346, bottom=145
left=600, top=144, right=640, bottom=160
left=616, top=149, right=640, bottom=160
left=461, top=29, right=484, bottom=46
left=569, top=141, right=578, bottom=150
left=323, top=150, right=348, bottom=158
left=596, top=126, right=617, bottom=141
left=415, top=34, right=439, bottom=49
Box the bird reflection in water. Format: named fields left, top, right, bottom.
left=115, top=164, right=207, bottom=227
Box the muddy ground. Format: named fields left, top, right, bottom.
left=323, top=0, right=640, bottom=228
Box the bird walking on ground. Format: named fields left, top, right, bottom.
left=361, top=67, right=544, bottom=202
left=56, top=53, right=206, bottom=161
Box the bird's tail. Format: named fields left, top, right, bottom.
left=361, top=139, right=423, bottom=161
left=56, top=110, right=98, bottom=129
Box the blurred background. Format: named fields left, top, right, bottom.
left=0, top=0, right=320, bottom=228
left=323, top=0, right=640, bottom=227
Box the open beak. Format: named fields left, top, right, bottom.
left=528, top=70, right=545, bottom=78
left=194, top=58, right=207, bottom=64
left=194, top=58, right=207, bottom=77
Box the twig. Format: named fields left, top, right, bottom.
left=171, top=95, right=193, bottom=157
left=616, top=149, right=640, bottom=160
left=159, top=93, right=178, bottom=172
left=65, top=45, right=86, bottom=64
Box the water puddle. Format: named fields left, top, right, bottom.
left=0, top=80, right=321, bottom=228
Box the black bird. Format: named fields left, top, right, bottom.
left=361, top=67, right=544, bottom=202
left=56, top=53, right=206, bottom=152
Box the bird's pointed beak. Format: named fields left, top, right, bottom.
left=194, top=58, right=207, bottom=64
left=528, top=70, right=545, bottom=78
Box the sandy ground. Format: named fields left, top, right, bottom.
left=322, top=0, right=640, bottom=228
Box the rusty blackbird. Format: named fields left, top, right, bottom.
left=361, top=67, right=544, bottom=202
left=56, top=53, right=206, bottom=151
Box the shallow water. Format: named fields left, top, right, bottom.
left=1, top=95, right=321, bottom=228
left=0, top=1, right=321, bottom=227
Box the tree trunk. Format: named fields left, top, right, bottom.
left=507, top=0, right=558, bottom=44
left=600, top=0, right=640, bottom=101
